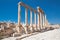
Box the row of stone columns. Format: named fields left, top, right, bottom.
left=17, top=2, right=47, bottom=34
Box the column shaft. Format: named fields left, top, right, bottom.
left=25, top=8, right=28, bottom=26
left=37, top=6, right=41, bottom=30
left=34, top=13, right=37, bottom=31
left=34, top=13, right=36, bottom=25
left=42, top=14, right=45, bottom=29
left=16, top=4, right=21, bottom=33
left=30, top=10, right=32, bottom=26
left=30, top=10, right=34, bottom=32
left=18, top=4, right=20, bottom=25
left=43, top=14, right=44, bottom=26
left=40, top=13, right=42, bottom=29
left=45, top=15, right=47, bottom=27
left=38, top=14, right=40, bottom=30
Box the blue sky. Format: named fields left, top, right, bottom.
left=0, top=0, right=60, bottom=24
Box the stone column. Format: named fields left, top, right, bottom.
left=25, top=8, right=28, bottom=26
left=44, top=14, right=46, bottom=27
left=34, top=12, right=37, bottom=31
left=40, top=13, right=42, bottom=29
left=30, top=10, right=32, bottom=26
left=30, top=10, right=33, bottom=32
left=42, top=14, right=45, bottom=28
left=38, top=14, right=40, bottom=30
left=34, top=13, right=36, bottom=26
left=18, top=4, right=20, bottom=26
left=25, top=8, right=28, bottom=34
left=41, top=13, right=43, bottom=29
left=16, top=3, right=21, bottom=33
left=37, top=7, right=41, bottom=30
